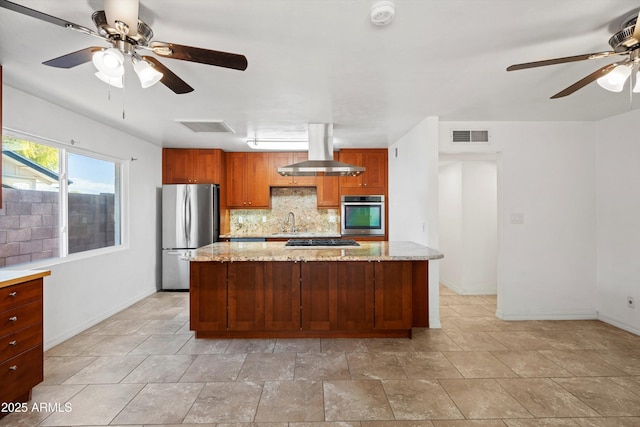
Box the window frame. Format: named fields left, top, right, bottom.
left=2, top=128, right=129, bottom=268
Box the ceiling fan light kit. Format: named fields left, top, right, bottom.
left=94, top=71, right=123, bottom=88
left=596, top=63, right=631, bottom=92
left=507, top=10, right=640, bottom=99
left=92, top=47, right=125, bottom=77
left=132, top=57, right=163, bottom=88
left=0, top=0, right=248, bottom=95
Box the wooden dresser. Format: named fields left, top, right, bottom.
left=0, top=270, right=50, bottom=408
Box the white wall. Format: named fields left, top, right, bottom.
left=388, top=116, right=441, bottom=328
left=439, top=121, right=598, bottom=320
left=3, top=85, right=162, bottom=349
left=438, top=162, right=463, bottom=289
left=439, top=160, right=497, bottom=295
left=595, top=109, right=640, bottom=335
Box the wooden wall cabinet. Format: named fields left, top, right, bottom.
left=226, top=152, right=270, bottom=208
left=316, top=175, right=340, bottom=208
left=0, top=278, right=44, bottom=407
left=269, top=152, right=316, bottom=187
left=339, top=149, right=388, bottom=194
left=162, top=148, right=224, bottom=184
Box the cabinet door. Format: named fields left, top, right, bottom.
left=317, top=175, right=340, bottom=208
left=190, top=262, right=227, bottom=331
left=228, top=262, right=265, bottom=331
left=291, top=152, right=316, bottom=186
left=245, top=152, right=270, bottom=207
left=374, top=262, right=412, bottom=330
left=336, top=262, right=374, bottom=330
left=194, top=149, right=222, bottom=184
left=0, top=66, right=3, bottom=205
left=265, top=262, right=300, bottom=330
left=362, top=150, right=387, bottom=189
left=301, top=262, right=338, bottom=330
left=338, top=150, right=362, bottom=188
left=163, top=149, right=195, bottom=184
left=269, top=152, right=294, bottom=186
left=226, top=152, right=247, bottom=207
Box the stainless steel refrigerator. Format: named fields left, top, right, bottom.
left=162, top=184, right=219, bottom=290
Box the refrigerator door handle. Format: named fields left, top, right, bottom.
left=183, top=186, right=190, bottom=247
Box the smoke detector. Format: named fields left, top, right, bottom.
left=370, top=1, right=395, bottom=26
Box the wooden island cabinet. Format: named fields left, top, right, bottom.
left=189, top=241, right=443, bottom=338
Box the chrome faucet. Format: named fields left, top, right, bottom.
left=286, top=212, right=297, bottom=233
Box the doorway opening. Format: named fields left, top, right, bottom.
left=438, top=153, right=500, bottom=314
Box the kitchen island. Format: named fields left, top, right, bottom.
left=189, top=241, right=442, bottom=339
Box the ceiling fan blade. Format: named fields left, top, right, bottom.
left=507, top=51, right=618, bottom=71
left=150, top=41, right=248, bottom=71
left=633, top=10, right=640, bottom=44
left=141, top=56, right=194, bottom=94
left=43, top=47, right=103, bottom=68
left=550, top=62, right=621, bottom=99
left=0, top=0, right=76, bottom=28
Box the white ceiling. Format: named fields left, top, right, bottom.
left=1, top=0, right=639, bottom=151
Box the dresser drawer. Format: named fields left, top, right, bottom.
left=0, top=300, right=43, bottom=338
left=0, top=345, right=43, bottom=403
left=0, top=323, right=42, bottom=362
left=0, top=280, right=42, bottom=313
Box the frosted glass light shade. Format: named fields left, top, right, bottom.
left=133, top=60, right=163, bottom=88
left=105, top=0, right=139, bottom=36
left=95, top=71, right=123, bottom=88
left=597, top=64, right=631, bottom=92
left=633, top=71, right=640, bottom=93
left=92, top=48, right=125, bottom=77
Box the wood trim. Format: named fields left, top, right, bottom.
left=1, top=65, right=3, bottom=206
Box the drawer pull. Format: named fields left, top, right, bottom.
left=9, top=316, right=18, bottom=321
left=9, top=365, right=17, bottom=371
left=9, top=292, right=17, bottom=297
left=9, top=340, right=17, bottom=346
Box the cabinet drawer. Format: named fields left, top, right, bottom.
left=0, top=280, right=43, bottom=313
left=0, top=345, right=43, bottom=403
left=0, top=323, right=42, bottom=362
left=0, top=301, right=43, bottom=338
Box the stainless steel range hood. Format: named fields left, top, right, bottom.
left=277, top=123, right=365, bottom=176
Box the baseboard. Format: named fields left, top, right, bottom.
left=44, top=287, right=158, bottom=351
left=495, top=309, right=598, bottom=321
left=597, top=312, right=640, bottom=336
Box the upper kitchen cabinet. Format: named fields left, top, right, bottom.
left=316, top=175, right=340, bottom=208
left=339, top=149, right=388, bottom=195
left=162, top=148, right=224, bottom=184
left=269, top=152, right=316, bottom=187
left=226, top=152, right=270, bottom=208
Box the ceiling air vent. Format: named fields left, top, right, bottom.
left=451, top=129, right=490, bottom=144
left=179, top=120, right=235, bottom=133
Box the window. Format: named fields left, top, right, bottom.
left=1, top=133, right=123, bottom=267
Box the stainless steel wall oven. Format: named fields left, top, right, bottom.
left=341, top=195, right=385, bottom=236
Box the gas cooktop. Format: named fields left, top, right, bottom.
left=285, top=238, right=360, bottom=247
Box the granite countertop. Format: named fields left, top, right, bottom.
left=189, top=241, right=444, bottom=262
left=0, top=269, right=51, bottom=289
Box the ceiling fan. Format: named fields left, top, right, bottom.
left=507, top=10, right=640, bottom=99
left=0, top=0, right=248, bottom=94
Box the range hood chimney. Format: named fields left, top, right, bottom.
left=277, top=123, right=365, bottom=176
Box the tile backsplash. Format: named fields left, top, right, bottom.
left=229, top=187, right=339, bottom=236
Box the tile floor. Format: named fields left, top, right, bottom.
left=2, top=285, right=640, bottom=426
